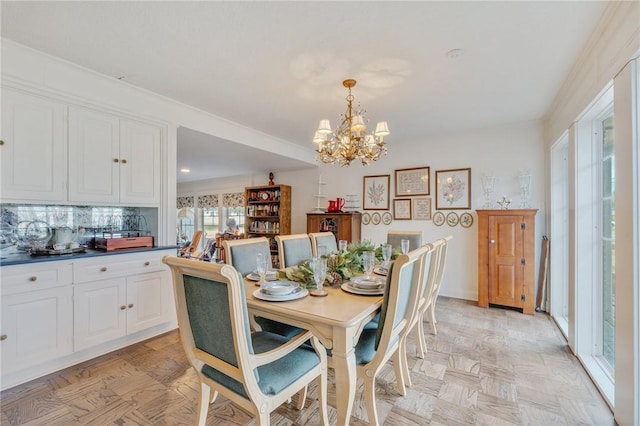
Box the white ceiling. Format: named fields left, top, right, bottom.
left=1, top=1, right=608, bottom=183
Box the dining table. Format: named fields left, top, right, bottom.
left=244, top=278, right=384, bottom=426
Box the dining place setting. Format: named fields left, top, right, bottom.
left=245, top=238, right=411, bottom=301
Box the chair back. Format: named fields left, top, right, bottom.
left=276, top=234, right=313, bottom=268
left=162, top=256, right=255, bottom=395
left=387, top=230, right=423, bottom=252
left=309, top=232, right=338, bottom=256
left=223, top=237, right=271, bottom=275
left=432, top=235, right=452, bottom=299
left=180, top=229, right=204, bottom=257
left=374, top=246, right=427, bottom=356
left=420, top=240, right=444, bottom=310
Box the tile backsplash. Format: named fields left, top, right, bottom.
left=1, top=204, right=159, bottom=246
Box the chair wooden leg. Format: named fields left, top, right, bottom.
left=427, top=304, right=438, bottom=335
left=295, top=386, right=307, bottom=410
left=393, top=347, right=408, bottom=394
left=256, top=412, right=270, bottom=426
left=209, top=390, right=218, bottom=404
left=416, top=315, right=427, bottom=358
left=197, top=382, right=211, bottom=426
left=363, top=375, right=380, bottom=426
left=318, top=370, right=329, bottom=426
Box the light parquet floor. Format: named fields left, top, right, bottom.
left=0, top=297, right=614, bottom=425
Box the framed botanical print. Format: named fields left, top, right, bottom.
left=435, top=168, right=471, bottom=210
left=393, top=198, right=411, bottom=220
left=363, top=175, right=390, bottom=210
left=394, top=166, right=430, bottom=196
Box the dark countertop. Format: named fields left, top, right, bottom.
left=0, top=245, right=179, bottom=267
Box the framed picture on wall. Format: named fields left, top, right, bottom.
left=394, top=166, right=430, bottom=196
left=363, top=175, right=390, bottom=210
left=412, top=197, right=432, bottom=220
left=435, top=168, right=471, bottom=210
left=393, top=198, right=412, bottom=220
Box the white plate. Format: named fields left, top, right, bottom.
left=350, top=276, right=385, bottom=288
left=373, top=266, right=388, bottom=276
left=261, top=280, right=299, bottom=296
left=246, top=271, right=277, bottom=281
left=341, top=283, right=384, bottom=296
left=253, top=287, right=309, bottom=302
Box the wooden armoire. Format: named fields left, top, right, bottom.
left=306, top=212, right=361, bottom=244
left=476, top=209, right=537, bottom=314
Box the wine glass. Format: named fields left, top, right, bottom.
left=317, top=245, right=327, bottom=257
left=400, top=239, right=410, bottom=254
left=256, top=252, right=268, bottom=286
left=338, top=240, right=348, bottom=252
left=381, top=243, right=392, bottom=269
left=362, top=251, right=375, bottom=280
left=310, top=256, right=328, bottom=297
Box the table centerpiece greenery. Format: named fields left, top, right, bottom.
left=276, top=240, right=401, bottom=288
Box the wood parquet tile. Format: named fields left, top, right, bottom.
left=0, top=297, right=614, bottom=425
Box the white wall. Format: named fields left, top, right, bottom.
left=179, top=120, right=546, bottom=302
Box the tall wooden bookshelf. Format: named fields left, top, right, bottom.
left=244, top=184, right=291, bottom=268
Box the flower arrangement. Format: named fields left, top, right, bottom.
left=276, top=239, right=400, bottom=288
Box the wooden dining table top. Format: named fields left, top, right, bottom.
left=244, top=279, right=383, bottom=329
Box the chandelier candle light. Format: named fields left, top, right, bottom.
left=313, top=79, right=390, bottom=166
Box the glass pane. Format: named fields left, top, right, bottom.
left=203, top=207, right=219, bottom=238
left=600, top=112, right=615, bottom=371
left=602, top=240, right=615, bottom=368
left=602, top=199, right=614, bottom=239
left=602, top=116, right=615, bottom=157
left=602, top=157, right=613, bottom=198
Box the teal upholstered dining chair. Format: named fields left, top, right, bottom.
left=308, top=232, right=338, bottom=256
left=410, top=240, right=443, bottom=359
left=223, top=236, right=302, bottom=339
left=386, top=230, right=423, bottom=253
left=275, top=234, right=313, bottom=268
left=162, top=256, right=329, bottom=426
left=426, top=235, right=452, bottom=335
left=347, top=247, right=428, bottom=425
left=223, top=236, right=272, bottom=274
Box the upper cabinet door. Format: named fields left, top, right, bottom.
left=119, top=119, right=161, bottom=205
left=1, top=89, right=67, bottom=202
left=68, top=107, right=120, bottom=204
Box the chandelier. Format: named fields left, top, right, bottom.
left=313, top=79, right=390, bottom=166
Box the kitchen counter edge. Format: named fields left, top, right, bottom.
left=0, top=246, right=179, bottom=267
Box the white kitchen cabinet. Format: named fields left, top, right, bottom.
left=0, top=250, right=176, bottom=391
left=0, top=262, right=73, bottom=375
left=73, top=271, right=170, bottom=351
left=68, top=107, right=161, bottom=205
left=73, top=277, right=126, bottom=351
left=1, top=88, right=67, bottom=202
left=73, top=252, right=173, bottom=352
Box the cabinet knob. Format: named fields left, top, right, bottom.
left=120, top=305, right=127, bottom=310
left=144, top=261, right=150, bottom=266
left=29, top=276, right=37, bottom=282
left=490, top=239, right=496, bottom=244
left=100, top=267, right=108, bottom=272
left=121, top=159, right=127, bottom=164
left=128, top=303, right=134, bottom=309
left=113, top=158, right=119, bottom=163
left=0, top=334, right=7, bottom=341
left=0, top=140, right=5, bottom=146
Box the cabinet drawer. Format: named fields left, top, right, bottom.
left=1, top=262, right=73, bottom=295
left=73, top=252, right=168, bottom=283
